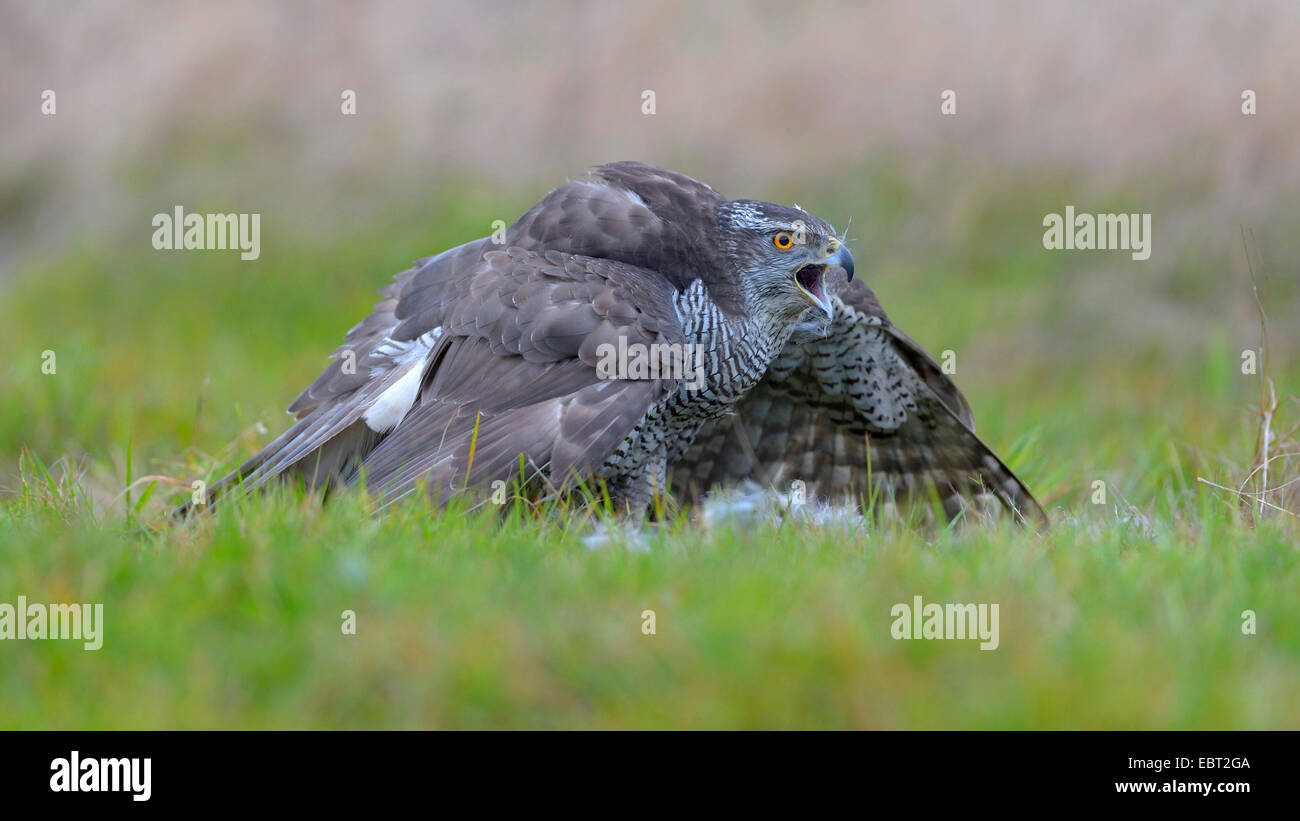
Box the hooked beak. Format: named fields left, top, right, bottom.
left=828, top=242, right=854, bottom=280
left=793, top=241, right=854, bottom=321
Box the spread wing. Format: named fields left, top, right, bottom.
left=186, top=162, right=723, bottom=512
left=359, top=247, right=686, bottom=508
left=670, top=271, right=1049, bottom=529
left=200, top=246, right=686, bottom=510
left=190, top=238, right=491, bottom=504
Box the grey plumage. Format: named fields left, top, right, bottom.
left=186, top=162, right=1046, bottom=529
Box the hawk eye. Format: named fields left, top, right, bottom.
left=773, top=231, right=794, bottom=250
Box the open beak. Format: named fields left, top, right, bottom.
left=794, top=242, right=854, bottom=320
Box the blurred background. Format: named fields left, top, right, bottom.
left=1, top=0, right=1297, bottom=509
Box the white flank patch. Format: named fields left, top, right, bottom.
left=363, top=361, right=424, bottom=432
left=362, top=328, right=441, bottom=432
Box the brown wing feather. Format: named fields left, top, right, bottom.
left=191, top=163, right=722, bottom=511
left=358, top=247, right=687, bottom=507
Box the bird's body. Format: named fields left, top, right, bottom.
left=596, top=279, right=799, bottom=508
left=192, top=162, right=1046, bottom=528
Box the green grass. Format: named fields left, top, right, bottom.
left=2, top=483, right=1296, bottom=729
left=1, top=173, right=1297, bottom=728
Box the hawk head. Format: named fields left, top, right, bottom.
left=718, top=199, right=854, bottom=324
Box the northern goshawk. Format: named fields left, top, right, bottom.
left=190, top=162, right=1046, bottom=527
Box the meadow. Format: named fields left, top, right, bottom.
left=1, top=170, right=1297, bottom=729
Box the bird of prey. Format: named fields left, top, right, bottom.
left=192, top=162, right=1046, bottom=527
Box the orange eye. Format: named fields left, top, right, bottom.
left=773, top=232, right=794, bottom=249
